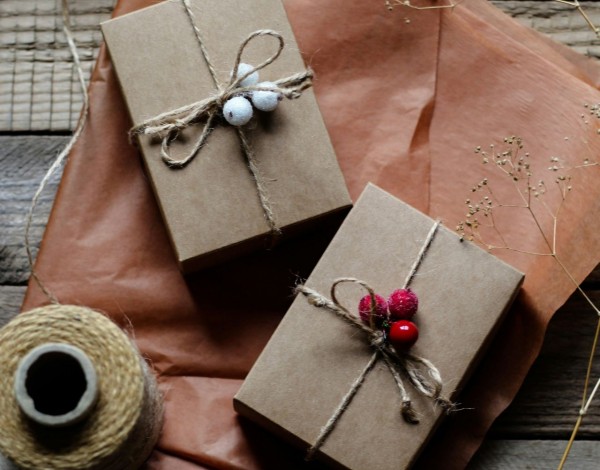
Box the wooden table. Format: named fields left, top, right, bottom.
left=1, top=1, right=600, bottom=468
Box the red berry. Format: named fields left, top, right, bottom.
left=388, top=320, right=419, bottom=351
left=358, top=294, right=388, bottom=326
left=387, top=288, right=418, bottom=320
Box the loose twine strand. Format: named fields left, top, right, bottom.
left=14, top=5, right=163, bottom=468
left=130, top=0, right=314, bottom=238
left=296, top=221, right=454, bottom=461
left=24, top=0, right=90, bottom=304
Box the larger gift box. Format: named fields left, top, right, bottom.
left=234, top=184, right=524, bottom=469
left=101, top=0, right=351, bottom=272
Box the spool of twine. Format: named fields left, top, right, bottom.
left=0, top=305, right=163, bottom=470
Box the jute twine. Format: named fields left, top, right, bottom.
left=25, top=0, right=89, bottom=305
left=130, top=0, right=314, bottom=239
left=296, top=221, right=454, bottom=460
left=0, top=305, right=163, bottom=470
left=5, top=3, right=163, bottom=468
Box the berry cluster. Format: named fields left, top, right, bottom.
left=222, top=63, right=283, bottom=127
left=358, top=288, right=420, bottom=351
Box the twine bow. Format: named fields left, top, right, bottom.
left=130, top=29, right=313, bottom=169
left=295, top=221, right=454, bottom=461
left=129, top=1, right=313, bottom=237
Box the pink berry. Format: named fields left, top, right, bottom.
left=387, top=288, right=418, bottom=320
left=389, top=320, right=419, bottom=351
left=358, top=294, right=388, bottom=326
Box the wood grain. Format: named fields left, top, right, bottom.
left=1, top=0, right=600, bottom=131
left=491, top=1, right=600, bottom=57
left=0, top=0, right=113, bottom=131
left=494, top=292, right=600, bottom=438
left=469, top=440, right=600, bottom=469
left=0, top=136, right=65, bottom=284
left=0, top=286, right=24, bottom=326
left=3, top=1, right=600, bottom=468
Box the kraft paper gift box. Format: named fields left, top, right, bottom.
left=101, top=0, right=351, bottom=272
left=234, top=184, right=524, bottom=470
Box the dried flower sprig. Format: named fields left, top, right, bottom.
left=457, top=136, right=574, bottom=256
left=385, top=0, right=462, bottom=12
left=554, top=0, right=600, bottom=39
left=386, top=0, right=600, bottom=41
left=457, top=133, right=599, bottom=470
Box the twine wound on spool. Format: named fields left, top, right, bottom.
left=296, top=221, right=454, bottom=461
left=0, top=305, right=163, bottom=470
left=14, top=343, right=99, bottom=428
left=130, top=0, right=314, bottom=239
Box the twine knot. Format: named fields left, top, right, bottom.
left=369, top=330, right=387, bottom=349
left=128, top=2, right=314, bottom=237
left=297, top=221, right=456, bottom=461
left=129, top=29, right=313, bottom=170
left=298, top=278, right=453, bottom=425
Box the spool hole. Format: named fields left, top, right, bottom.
left=25, top=351, right=87, bottom=416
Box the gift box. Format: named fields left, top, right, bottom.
left=101, top=0, right=351, bottom=272
left=234, top=184, right=523, bottom=469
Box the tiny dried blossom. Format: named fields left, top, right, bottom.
left=457, top=105, right=600, bottom=470
left=456, top=136, right=576, bottom=247
left=384, top=0, right=461, bottom=12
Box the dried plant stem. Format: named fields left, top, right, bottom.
left=555, top=257, right=600, bottom=316
left=385, top=0, right=462, bottom=11
left=554, top=0, right=600, bottom=38
left=557, top=307, right=600, bottom=470
left=457, top=136, right=600, bottom=468
left=559, top=414, right=584, bottom=470
left=487, top=235, right=600, bottom=470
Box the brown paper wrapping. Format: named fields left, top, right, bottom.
left=22, top=0, right=600, bottom=468
left=235, top=184, right=524, bottom=469
left=101, top=0, right=350, bottom=272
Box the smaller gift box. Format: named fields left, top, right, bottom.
left=101, top=0, right=351, bottom=272
left=234, top=184, right=523, bottom=469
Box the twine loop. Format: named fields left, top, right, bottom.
left=296, top=221, right=455, bottom=461
left=129, top=29, right=313, bottom=170
left=369, top=330, right=386, bottom=349
left=129, top=1, right=314, bottom=237
left=297, top=279, right=453, bottom=423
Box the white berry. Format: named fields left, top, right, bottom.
left=223, top=96, right=253, bottom=126
left=251, top=81, right=281, bottom=112
left=232, top=63, right=259, bottom=87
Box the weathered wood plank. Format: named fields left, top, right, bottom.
left=492, top=292, right=600, bottom=438
left=0, top=286, right=24, bottom=327
left=0, top=0, right=113, bottom=131
left=1, top=0, right=600, bottom=132
left=469, top=294, right=600, bottom=465
left=3, top=2, right=600, bottom=466
left=491, top=1, right=600, bottom=58
left=469, top=439, right=600, bottom=469
left=0, top=135, right=66, bottom=284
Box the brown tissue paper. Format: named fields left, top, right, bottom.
left=235, top=184, right=524, bottom=469
left=101, top=0, right=350, bottom=272
left=22, top=0, right=600, bottom=468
